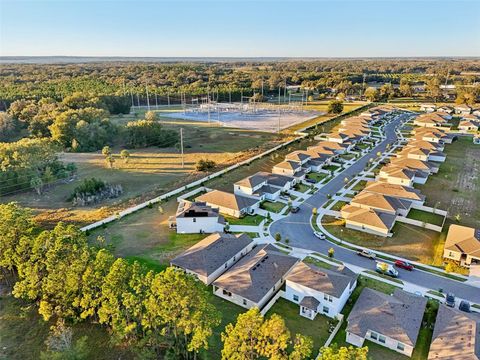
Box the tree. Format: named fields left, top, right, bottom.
left=312, top=207, right=318, bottom=216
left=31, top=176, right=44, bottom=195
left=145, top=267, right=221, bottom=357
left=399, top=78, right=412, bottom=97
left=379, top=83, right=395, bottom=100
left=221, top=308, right=313, bottom=360
left=40, top=319, right=90, bottom=360
left=120, top=149, right=130, bottom=163
left=364, top=87, right=378, bottom=102
left=105, top=154, right=115, bottom=169
left=145, top=110, right=158, bottom=122
left=426, top=77, right=442, bottom=102
left=0, top=112, right=18, bottom=141
left=328, top=248, right=335, bottom=258
left=318, top=345, right=368, bottom=360
left=274, top=232, right=282, bottom=242
left=196, top=159, right=216, bottom=172
left=327, top=100, right=343, bottom=114
left=102, top=146, right=111, bottom=157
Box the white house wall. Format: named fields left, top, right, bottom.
left=176, top=217, right=223, bottom=234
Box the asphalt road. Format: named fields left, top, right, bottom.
left=270, top=113, right=480, bottom=304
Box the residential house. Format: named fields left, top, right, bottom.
left=234, top=171, right=295, bottom=200
left=196, top=189, right=259, bottom=218
left=459, top=119, right=480, bottom=132
left=340, top=204, right=397, bottom=236
left=395, top=147, right=446, bottom=163
left=171, top=201, right=225, bottom=234
left=455, top=104, right=472, bottom=115
left=436, top=106, right=454, bottom=115
left=443, top=224, right=480, bottom=267
left=327, top=131, right=351, bottom=144
left=212, top=244, right=298, bottom=309
left=285, top=261, right=358, bottom=319
left=363, top=181, right=426, bottom=205
left=285, top=151, right=311, bottom=165
left=349, top=191, right=412, bottom=216
left=377, top=166, right=420, bottom=187
left=420, top=104, right=436, bottom=113
left=272, top=160, right=307, bottom=180
left=428, top=304, right=480, bottom=360
left=346, top=288, right=427, bottom=357
left=413, top=113, right=450, bottom=128
left=406, top=139, right=444, bottom=152
left=171, top=232, right=254, bottom=285
left=390, top=158, right=439, bottom=174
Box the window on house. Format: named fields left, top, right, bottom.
left=193, top=218, right=196, bottom=222
left=378, top=335, right=386, bottom=344
left=243, top=299, right=247, bottom=306
left=293, top=295, right=299, bottom=302
left=370, top=332, right=378, bottom=340
left=224, top=263, right=227, bottom=269
left=322, top=306, right=329, bottom=313
left=233, top=256, right=236, bottom=261
left=397, top=343, right=405, bottom=351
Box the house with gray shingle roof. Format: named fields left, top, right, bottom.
left=212, top=244, right=298, bottom=309
left=285, top=261, right=358, bottom=320
left=428, top=304, right=480, bottom=360
left=233, top=171, right=295, bottom=201
left=170, top=201, right=225, bottom=234
left=171, top=232, right=254, bottom=285
left=196, top=189, right=260, bottom=218
left=346, top=288, right=427, bottom=357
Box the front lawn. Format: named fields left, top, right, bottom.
left=407, top=209, right=445, bottom=227
left=294, top=183, right=310, bottom=193
left=265, top=298, right=333, bottom=353
left=260, top=200, right=286, bottom=214
left=324, top=165, right=341, bottom=172
left=303, top=256, right=334, bottom=270
left=352, top=180, right=368, bottom=191
left=224, top=214, right=265, bottom=226
left=307, top=172, right=329, bottom=182
left=331, top=200, right=348, bottom=211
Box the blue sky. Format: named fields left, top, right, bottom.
left=1, top=0, right=479, bottom=57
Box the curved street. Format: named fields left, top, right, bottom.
left=270, top=112, right=480, bottom=304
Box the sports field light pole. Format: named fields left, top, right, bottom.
left=180, top=128, right=184, bottom=168
left=146, top=85, right=151, bottom=111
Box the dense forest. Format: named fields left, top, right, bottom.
left=1, top=59, right=480, bottom=109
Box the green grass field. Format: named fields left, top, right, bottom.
left=260, top=200, right=286, bottom=213
left=407, top=209, right=445, bottom=227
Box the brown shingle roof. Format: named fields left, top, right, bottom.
left=445, top=224, right=480, bottom=258
left=197, top=190, right=258, bottom=211
left=363, top=181, right=425, bottom=202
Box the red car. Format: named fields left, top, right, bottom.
left=394, top=260, right=414, bottom=271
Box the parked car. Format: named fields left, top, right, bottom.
left=459, top=300, right=471, bottom=313
left=356, top=249, right=376, bottom=259
left=305, top=178, right=316, bottom=184
left=376, top=262, right=399, bottom=278
left=446, top=293, right=456, bottom=308
left=290, top=206, right=300, bottom=213
left=394, top=260, right=414, bottom=271
left=313, top=231, right=326, bottom=240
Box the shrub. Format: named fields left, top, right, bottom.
left=196, top=159, right=216, bottom=172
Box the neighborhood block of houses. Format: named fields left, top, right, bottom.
left=339, top=111, right=457, bottom=237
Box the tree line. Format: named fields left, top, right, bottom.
left=1, top=202, right=369, bottom=359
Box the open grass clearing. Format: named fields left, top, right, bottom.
left=416, top=136, right=480, bottom=229
left=260, top=200, right=286, bottom=213
left=352, top=180, right=368, bottom=192
left=324, top=164, right=341, bottom=172
left=407, top=209, right=445, bottom=227
left=2, top=119, right=285, bottom=228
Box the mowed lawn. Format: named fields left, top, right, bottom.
left=2, top=119, right=283, bottom=228
left=322, top=216, right=442, bottom=264
left=265, top=298, right=333, bottom=354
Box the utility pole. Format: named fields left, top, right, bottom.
left=167, top=92, right=170, bottom=107
left=261, top=79, right=264, bottom=97
left=180, top=128, right=184, bottom=168
left=146, top=86, right=150, bottom=111
left=155, top=92, right=158, bottom=108
left=130, top=90, right=134, bottom=112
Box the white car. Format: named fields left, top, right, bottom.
left=313, top=231, right=326, bottom=240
